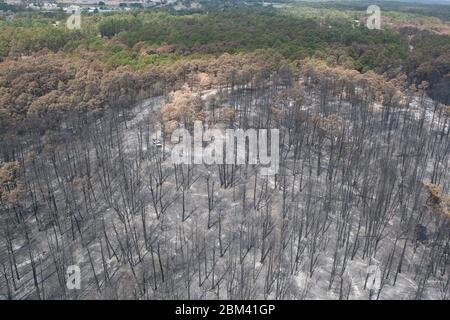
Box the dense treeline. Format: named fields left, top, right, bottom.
left=407, top=31, right=450, bottom=105
left=0, top=8, right=408, bottom=69
left=0, top=0, right=21, bottom=12
left=89, top=8, right=409, bottom=71
left=0, top=51, right=286, bottom=142
left=0, top=4, right=449, bottom=109
left=295, top=0, right=450, bottom=22
left=0, top=16, right=84, bottom=59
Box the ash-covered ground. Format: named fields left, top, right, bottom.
left=0, top=74, right=449, bottom=300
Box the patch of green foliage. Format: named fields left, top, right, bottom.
left=0, top=2, right=444, bottom=75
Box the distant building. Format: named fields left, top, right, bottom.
left=42, top=2, right=59, bottom=10
left=57, top=0, right=103, bottom=5
left=26, top=2, right=59, bottom=10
